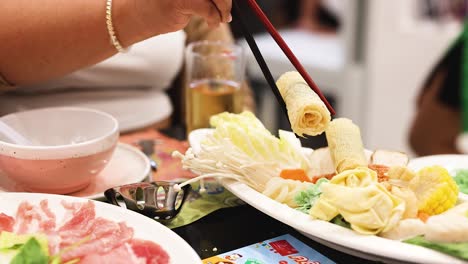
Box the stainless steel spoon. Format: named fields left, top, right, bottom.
left=137, top=139, right=160, bottom=172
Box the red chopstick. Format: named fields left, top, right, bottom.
left=244, top=0, right=336, bottom=116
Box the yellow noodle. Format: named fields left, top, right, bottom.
left=276, top=71, right=331, bottom=137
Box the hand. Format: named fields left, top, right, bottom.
left=135, top=0, right=232, bottom=36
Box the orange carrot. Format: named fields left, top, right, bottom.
left=417, top=211, right=430, bottom=223
left=280, top=169, right=311, bottom=182
left=368, top=164, right=390, bottom=182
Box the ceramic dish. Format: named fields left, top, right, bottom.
left=0, top=107, right=119, bottom=194
left=188, top=128, right=468, bottom=264
left=0, top=143, right=150, bottom=200
left=0, top=192, right=202, bottom=263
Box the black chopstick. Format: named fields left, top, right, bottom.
left=244, top=0, right=335, bottom=115
left=231, top=0, right=291, bottom=124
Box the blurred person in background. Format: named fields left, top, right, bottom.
left=282, top=0, right=342, bottom=33
left=0, top=1, right=253, bottom=133
left=409, top=0, right=466, bottom=156
left=230, top=0, right=342, bottom=37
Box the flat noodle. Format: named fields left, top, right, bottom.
left=276, top=71, right=331, bottom=137
left=325, top=118, right=367, bottom=173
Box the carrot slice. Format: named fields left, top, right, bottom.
left=280, top=169, right=311, bottom=182
left=368, top=164, right=390, bottom=182
left=417, top=211, right=430, bottom=223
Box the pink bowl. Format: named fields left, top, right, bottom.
left=0, top=107, right=119, bottom=194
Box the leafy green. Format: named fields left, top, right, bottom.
left=404, top=236, right=468, bottom=260
left=294, top=178, right=329, bottom=214
left=0, top=232, right=85, bottom=264
left=454, top=169, right=468, bottom=194
left=0, top=232, right=48, bottom=254
left=330, top=215, right=351, bottom=229
left=10, top=238, right=49, bottom=264
left=0, top=233, right=50, bottom=264
left=1, top=244, right=23, bottom=251
left=293, top=178, right=351, bottom=229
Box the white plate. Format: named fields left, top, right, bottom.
left=408, top=154, right=468, bottom=172
left=0, top=143, right=150, bottom=200
left=188, top=129, right=468, bottom=264
left=0, top=89, right=172, bottom=133
left=0, top=192, right=201, bottom=263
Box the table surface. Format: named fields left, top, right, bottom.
left=173, top=204, right=382, bottom=264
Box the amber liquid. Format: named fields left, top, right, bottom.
left=186, top=79, right=242, bottom=133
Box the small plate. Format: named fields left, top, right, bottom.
left=0, top=143, right=150, bottom=200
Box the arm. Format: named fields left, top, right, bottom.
left=0, top=0, right=232, bottom=87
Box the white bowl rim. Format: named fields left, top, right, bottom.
left=0, top=107, right=119, bottom=159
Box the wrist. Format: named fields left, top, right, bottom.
left=111, top=0, right=155, bottom=47
left=133, top=0, right=191, bottom=36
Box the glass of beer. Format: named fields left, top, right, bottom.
left=185, top=41, right=245, bottom=133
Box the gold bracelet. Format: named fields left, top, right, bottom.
left=105, top=0, right=127, bottom=53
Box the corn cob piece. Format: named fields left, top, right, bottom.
left=409, top=166, right=459, bottom=215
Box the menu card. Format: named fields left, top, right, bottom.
left=203, top=234, right=336, bottom=264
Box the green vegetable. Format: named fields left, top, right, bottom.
left=0, top=231, right=85, bottom=264
left=294, top=178, right=329, bottom=214
left=0, top=233, right=50, bottom=264
left=404, top=236, right=468, bottom=260
left=330, top=215, right=351, bottom=229
left=0, top=232, right=49, bottom=255
left=10, top=238, right=49, bottom=264
left=454, top=169, right=468, bottom=194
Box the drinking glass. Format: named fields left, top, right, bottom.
left=185, top=41, right=246, bottom=133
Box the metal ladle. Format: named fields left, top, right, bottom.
left=104, top=181, right=191, bottom=222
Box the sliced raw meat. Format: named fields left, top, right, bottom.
left=130, top=239, right=170, bottom=264
left=79, top=243, right=145, bottom=264
left=60, top=217, right=120, bottom=247
left=0, top=213, right=14, bottom=232
left=38, top=200, right=56, bottom=232
left=59, top=201, right=95, bottom=234
left=1, top=199, right=170, bottom=263
left=14, top=202, right=34, bottom=234
left=61, top=221, right=133, bottom=261
left=61, top=200, right=83, bottom=211
left=14, top=200, right=56, bottom=234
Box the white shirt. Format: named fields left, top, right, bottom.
left=0, top=30, right=187, bottom=132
